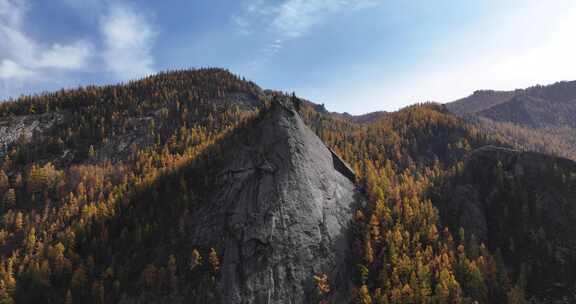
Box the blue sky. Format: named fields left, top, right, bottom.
left=1, top=0, right=575, bottom=114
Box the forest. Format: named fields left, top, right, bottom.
left=0, top=68, right=573, bottom=303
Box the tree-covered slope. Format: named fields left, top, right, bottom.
left=435, top=146, right=576, bottom=302
left=0, top=69, right=572, bottom=303
left=0, top=68, right=267, bottom=303
left=446, top=81, right=576, bottom=160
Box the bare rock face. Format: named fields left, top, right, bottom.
left=0, top=112, right=64, bottom=157
left=189, top=98, right=360, bottom=303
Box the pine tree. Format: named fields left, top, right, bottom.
left=14, top=212, right=23, bottom=230
left=88, top=145, right=96, bottom=159
left=70, top=265, right=87, bottom=292
left=3, top=189, right=15, bottom=208
left=314, top=273, right=331, bottom=297
left=357, top=285, right=372, bottom=304
left=142, top=264, right=158, bottom=289
left=64, top=290, right=72, bottom=304
left=0, top=279, right=13, bottom=304
left=506, top=286, right=525, bottom=304
left=24, top=228, right=36, bottom=253
left=190, top=249, right=203, bottom=271
left=364, top=232, right=375, bottom=265
left=209, top=248, right=220, bottom=274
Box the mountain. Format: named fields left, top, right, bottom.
left=446, top=81, right=576, bottom=160
left=271, top=93, right=388, bottom=124
left=0, top=68, right=265, bottom=165
left=435, top=146, right=576, bottom=301
left=448, top=90, right=519, bottom=116
left=0, top=68, right=574, bottom=303
left=448, top=80, right=576, bottom=118
left=446, top=82, right=576, bottom=301
left=477, top=95, right=574, bottom=128
left=184, top=97, right=359, bottom=303
left=329, top=111, right=388, bottom=124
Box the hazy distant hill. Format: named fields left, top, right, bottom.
left=448, top=80, right=576, bottom=117
left=448, top=89, right=519, bottom=115
left=446, top=80, right=576, bottom=160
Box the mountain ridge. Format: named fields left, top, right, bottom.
left=447, top=80, right=576, bottom=116
left=0, top=68, right=574, bottom=303
left=185, top=97, right=360, bottom=303
left=446, top=80, right=576, bottom=160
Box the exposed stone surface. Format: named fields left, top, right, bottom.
left=188, top=98, right=361, bottom=303
left=0, top=112, right=64, bottom=157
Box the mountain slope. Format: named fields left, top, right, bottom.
left=446, top=81, right=576, bottom=160
left=448, top=90, right=519, bottom=115
left=0, top=69, right=365, bottom=304
left=477, top=95, right=576, bottom=129
left=0, top=68, right=573, bottom=303
left=186, top=97, right=359, bottom=303
left=447, top=80, right=576, bottom=117
left=0, top=68, right=270, bottom=303
left=436, top=146, right=576, bottom=301
left=0, top=68, right=264, bottom=166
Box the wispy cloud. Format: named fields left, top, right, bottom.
left=36, top=41, right=92, bottom=70
left=234, top=0, right=380, bottom=70
left=0, top=59, right=33, bottom=79
left=100, top=3, right=157, bottom=80
left=0, top=0, right=158, bottom=99
left=0, top=0, right=92, bottom=97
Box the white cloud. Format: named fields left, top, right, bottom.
left=100, top=3, right=156, bottom=80
left=0, top=0, right=25, bottom=27
left=37, top=41, right=92, bottom=70
left=232, top=15, right=253, bottom=35
left=0, top=59, right=33, bottom=79
left=235, top=0, right=380, bottom=70
left=0, top=0, right=92, bottom=98
left=239, top=0, right=378, bottom=38
left=0, top=0, right=92, bottom=72
left=272, top=0, right=351, bottom=38
left=0, top=0, right=158, bottom=99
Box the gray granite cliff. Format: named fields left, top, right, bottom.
left=188, top=97, right=362, bottom=303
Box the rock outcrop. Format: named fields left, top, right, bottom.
left=0, top=112, right=63, bottom=157
left=188, top=97, right=361, bottom=303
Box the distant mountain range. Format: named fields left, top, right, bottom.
left=446, top=80, right=576, bottom=160
left=448, top=80, right=576, bottom=127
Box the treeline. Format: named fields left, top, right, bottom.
left=0, top=69, right=264, bottom=303
left=0, top=68, right=551, bottom=303
left=300, top=103, right=525, bottom=303
left=435, top=146, right=576, bottom=302
left=471, top=116, right=576, bottom=161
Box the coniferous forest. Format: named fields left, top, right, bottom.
left=0, top=68, right=574, bottom=303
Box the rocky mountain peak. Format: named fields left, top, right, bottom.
left=187, top=96, right=362, bottom=303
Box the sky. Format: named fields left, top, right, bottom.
left=1, top=0, right=576, bottom=114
